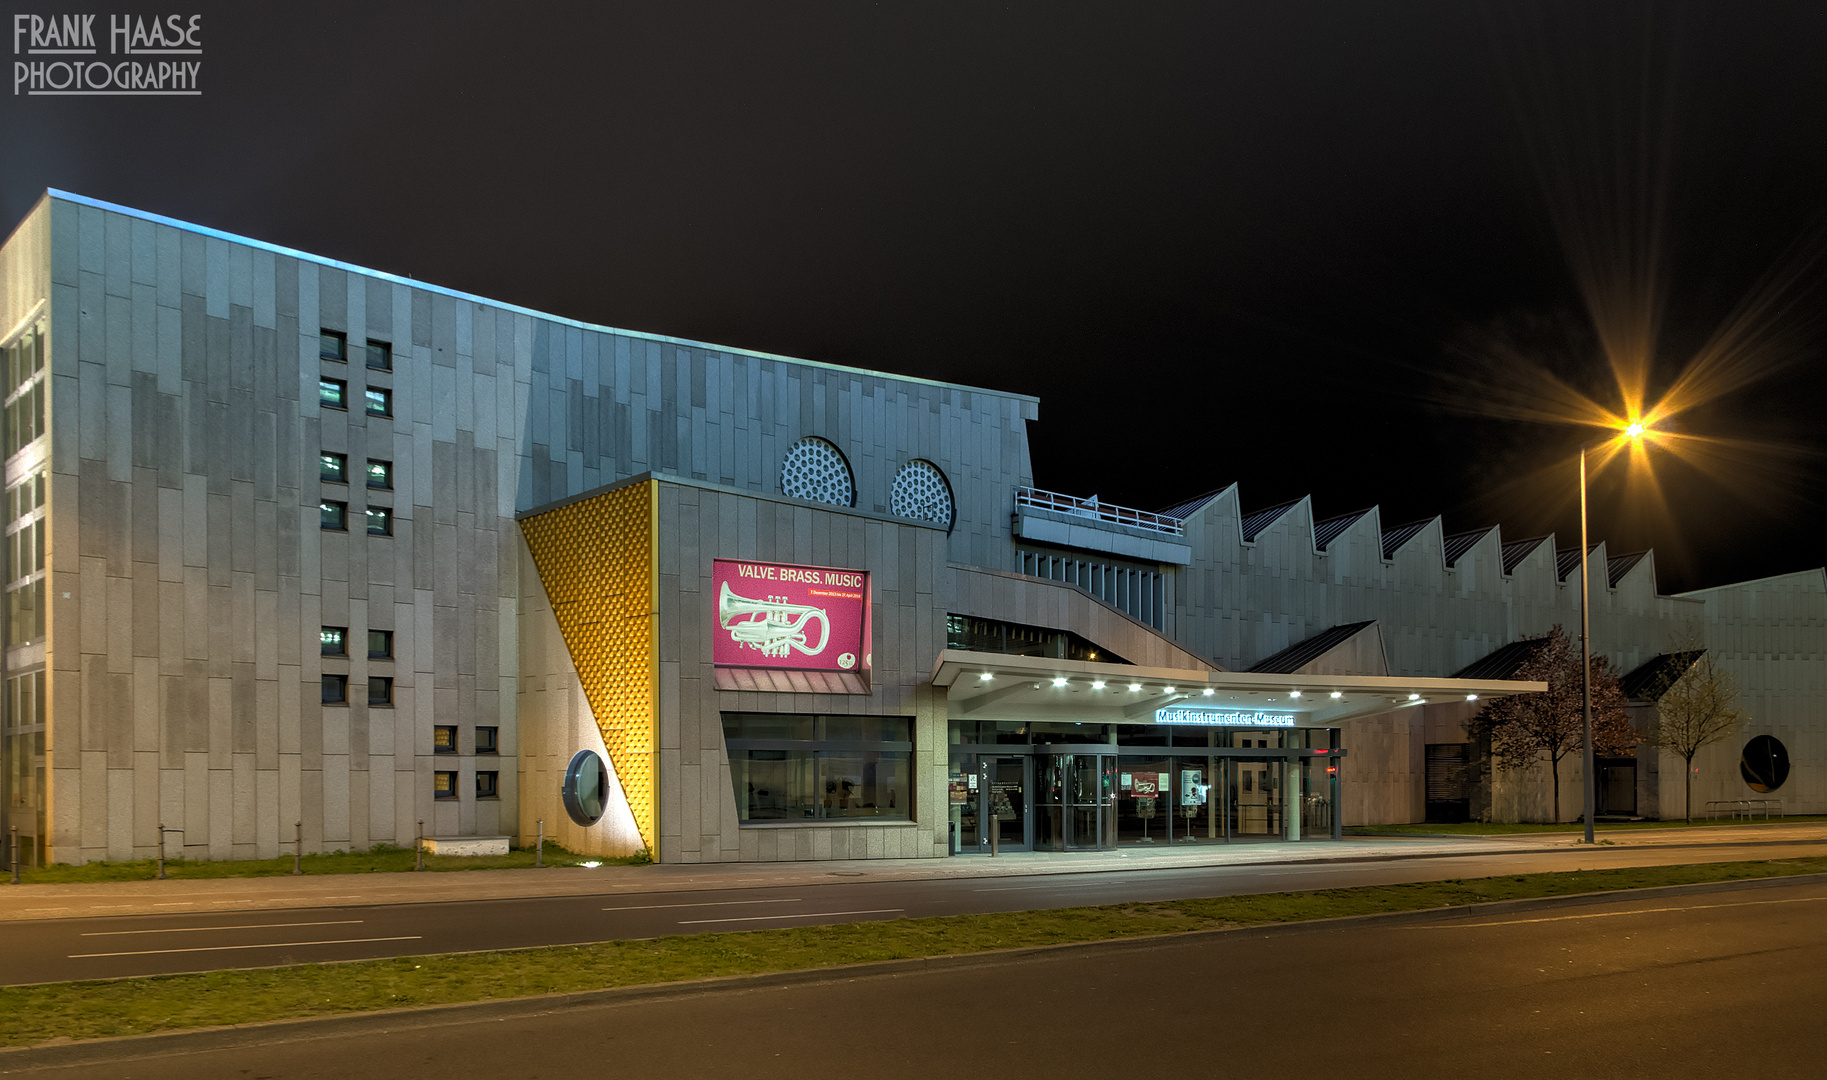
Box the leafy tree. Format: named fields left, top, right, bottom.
left=1645, top=628, right=1747, bottom=823
left=1468, top=625, right=1635, bottom=822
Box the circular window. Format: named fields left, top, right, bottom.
left=1740, top=735, right=1790, bottom=793
left=779, top=437, right=855, bottom=507
left=562, top=750, right=610, bottom=826
left=891, top=460, right=954, bottom=529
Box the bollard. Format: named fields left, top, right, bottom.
left=416, top=820, right=424, bottom=871
left=536, top=819, right=543, bottom=868
left=292, top=821, right=304, bottom=875
left=9, top=826, right=17, bottom=885
left=157, top=823, right=167, bottom=879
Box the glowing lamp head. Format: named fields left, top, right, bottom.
left=1330, top=691, right=1343, bottom=699
left=1289, top=690, right=1301, bottom=699
left=979, top=672, right=994, bottom=682
left=1052, top=677, right=1068, bottom=688
left=1624, top=420, right=1647, bottom=440
left=1128, top=683, right=1142, bottom=692
left=1202, top=688, right=1215, bottom=696
left=1091, top=680, right=1106, bottom=690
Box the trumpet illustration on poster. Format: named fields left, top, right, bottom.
left=718, top=582, right=832, bottom=658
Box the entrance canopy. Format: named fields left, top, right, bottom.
left=930, top=649, right=1545, bottom=727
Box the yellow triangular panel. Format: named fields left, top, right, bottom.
left=519, top=482, right=658, bottom=856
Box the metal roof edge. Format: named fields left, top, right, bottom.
left=43, top=189, right=1039, bottom=406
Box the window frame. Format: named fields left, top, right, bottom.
left=320, top=500, right=348, bottom=532
left=476, top=770, right=500, bottom=800
left=368, top=629, right=393, bottom=659
left=364, top=387, right=392, bottom=418
left=319, top=377, right=348, bottom=411
left=321, top=626, right=347, bottom=656
left=365, top=340, right=392, bottom=372
left=723, top=713, right=914, bottom=824
left=321, top=673, right=348, bottom=705
left=365, top=506, right=392, bottom=536
left=320, top=452, right=348, bottom=484
left=476, top=726, right=499, bottom=755
left=319, top=330, right=347, bottom=363
left=367, top=676, right=393, bottom=707
left=433, top=725, right=457, bottom=754
left=366, top=459, right=393, bottom=490
left=433, top=771, right=458, bottom=799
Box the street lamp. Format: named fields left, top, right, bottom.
left=1579, top=420, right=1651, bottom=844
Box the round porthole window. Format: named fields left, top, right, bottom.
left=1740, top=735, right=1790, bottom=793
left=779, top=437, right=855, bottom=507
left=562, top=750, right=609, bottom=826
left=891, top=459, right=954, bottom=530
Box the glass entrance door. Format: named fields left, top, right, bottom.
left=1232, top=759, right=1284, bottom=837
left=983, top=756, right=1031, bottom=851
left=1067, top=754, right=1115, bottom=850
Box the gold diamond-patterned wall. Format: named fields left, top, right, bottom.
left=520, top=481, right=659, bottom=856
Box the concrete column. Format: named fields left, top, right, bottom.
left=1285, top=755, right=1301, bottom=842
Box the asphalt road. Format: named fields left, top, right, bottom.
left=3, top=838, right=1824, bottom=985
left=14, top=877, right=1827, bottom=1079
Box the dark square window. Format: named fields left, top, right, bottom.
left=368, top=629, right=392, bottom=659
left=366, top=459, right=392, bottom=489
left=322, top=674, right=347, bottom=704
left=364, top=387, right=392, bottom=417
left=367, top=677, right=393, bottom=706
left=365, top=506, right=392, bottom=536
left=476, top=726, right=498, bottom=754
left=434, top=771, right=457, bottom=799
left=321, top=626, right=347, bottom=656
left=433, top=725, right=457, bottom=753
left=320, top=330, right=346, bottom=362
left=319, top=378, right=347, bottom=410
left=321, top=501, right=347, bottom=531
left=320, top=452, right=347, bottom=483
left=476, top=771, right=499, bottom=799
left=365, top=340, right=392, bottom=371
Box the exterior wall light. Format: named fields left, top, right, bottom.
left=1202, top=688, right=1215, bottom=696
left=1052, top=677, right=1068, bottom=687
left=1466, top=693, right=1478, bottom=701
left=1128, top=683, right=1142, bottom=692
left=1163, top=686, right=1175, bottom=694
left=1289, top=690, right=1302, bottom=698
left=1330, top=691, right=1343, bottom=699
left=1091, top=680, right=1106, bottom=689
left=979, top=672, right=994, bottom=681
left=1408, top=693, right=1420, bottom=700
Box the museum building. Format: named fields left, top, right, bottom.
left=1, top=191, right=1822, bottom=866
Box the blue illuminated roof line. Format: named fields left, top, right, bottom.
left=44, top=189, right=1038, bottom=405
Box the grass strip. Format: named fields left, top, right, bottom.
left=9, top=844, right=650, bottom=884
left=4, top=855, right=1824, bottom=1048
left=1346, top=816, right=1827, bottom=836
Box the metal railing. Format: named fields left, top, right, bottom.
left=1015, top=487, right=1185, bottom=537
left=1703, top=798, right=1782, bottom=820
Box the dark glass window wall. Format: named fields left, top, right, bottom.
left=723, top=713, right=913, bottom=823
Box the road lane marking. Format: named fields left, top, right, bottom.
left=973, top=882, right=1114, bottom=893
left=603, top=898, right=804, bottom=912
left=679, top=908, right=903, bottom=925
left=81, top=920, right=364, bottom=937
left=69, top=936, right=422, bottom=959
left=1411, top=895, right=1827, bottom=929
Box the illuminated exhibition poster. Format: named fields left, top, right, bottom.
left=712, top=558, right=871, bottom=673
left=1153, top=707, right=1297, bottom=728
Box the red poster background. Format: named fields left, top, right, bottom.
left=711, top=559, right=870, bottom=673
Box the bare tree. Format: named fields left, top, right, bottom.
left=1645, top=628, right=1747, bottom=823
left=1468, top=626, right=1635, bottom=823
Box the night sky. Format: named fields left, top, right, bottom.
left=6, top=2, right=1825, bottom=593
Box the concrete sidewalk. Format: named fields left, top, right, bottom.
left=2, top=823, right=1823, bottom=922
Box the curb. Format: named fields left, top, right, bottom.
left=4, top=870, right=1825, bottom=1070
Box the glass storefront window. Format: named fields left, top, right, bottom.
left=723, top=713, right=913, bottom=824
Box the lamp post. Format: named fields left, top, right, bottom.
left=1578, top=445, right=1594, bottom=845
left=1579, top=421, right=1647, bottom=845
